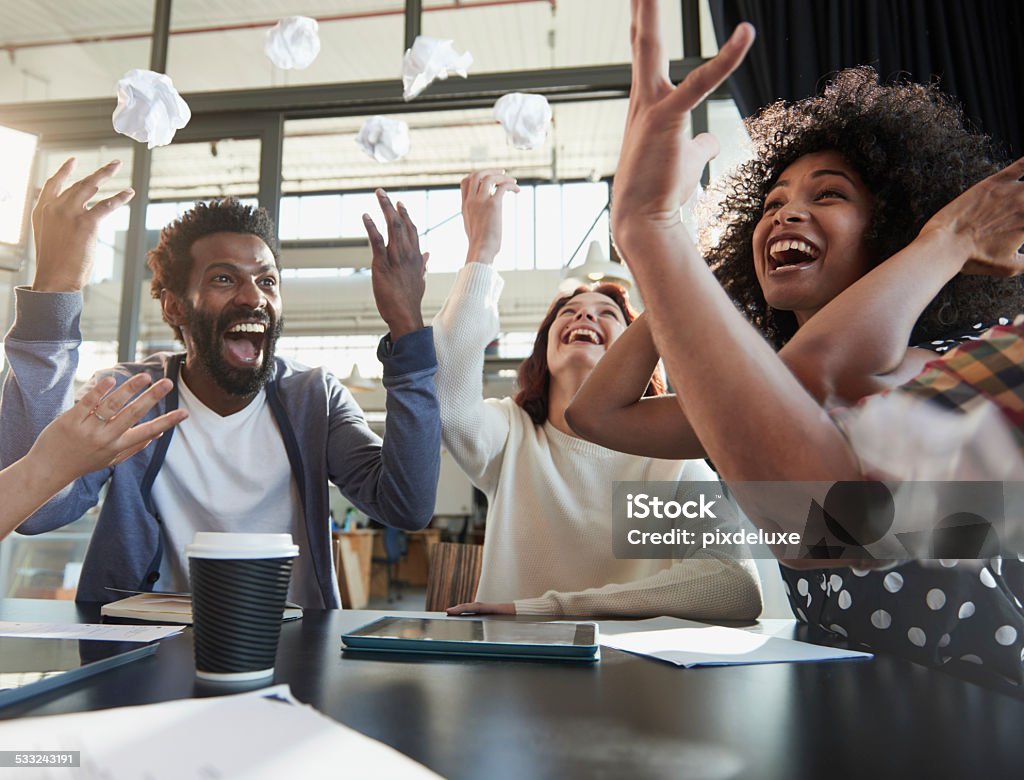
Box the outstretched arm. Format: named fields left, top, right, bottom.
left=430, top=171, right=522, bottom=492
left=446, top=555, right=762, bottom=620
left=614, top=3, right=856, bottom=482
left=1, top=159, right=139, bottom=531
left=0, top=376, right=186, bottom=540
left=565, top=311, right=707, bottom=459
left=336, top=190, right=440, bottom=531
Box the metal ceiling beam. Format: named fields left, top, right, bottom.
left=117, top=0, right=171, bottom=363
left=681, top=0, right=710, bottom=187
left=405, top=0, right=422, bottom=51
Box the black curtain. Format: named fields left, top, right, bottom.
left=708, top=0, right=1024, bottom=158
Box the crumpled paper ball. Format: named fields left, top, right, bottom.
left=265, top=16, right=321, bottom=70
left=493, top=93, right=552, bottom=150
left=355, top=116, right=411, bottom=163
left=112, top=69, right=191, bottom=149
left=401, top=35, right=472, bottom=101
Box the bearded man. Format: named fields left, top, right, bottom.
left=0, top=160, right=440, bottom=607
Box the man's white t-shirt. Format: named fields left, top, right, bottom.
left=151, top=376, right=336, bottom=607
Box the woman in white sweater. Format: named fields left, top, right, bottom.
left=425, top=170, right=761, bottom=619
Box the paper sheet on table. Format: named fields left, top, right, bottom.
left=600, top=618, right=871, bottom=667
left=0, top=685, right=443, bottom=780
left=0, top=621, right=181, bottom=643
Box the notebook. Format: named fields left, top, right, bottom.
left=342, top=616, right=600, bottom=662
left=0, top=636, right=158, bottom=708
left=100, top=592, right=302, bottom=624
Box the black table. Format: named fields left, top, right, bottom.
left=1, top=599, right=1021, bottom=779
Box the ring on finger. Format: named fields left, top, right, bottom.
left=93, top=411, right=111, bottom=423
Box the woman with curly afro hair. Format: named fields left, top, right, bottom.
left=570, top=8, right=1024, bottom=689
left=706, top=65, right=1024, bottom=352
left=569, top=67, right=1024, bottom=455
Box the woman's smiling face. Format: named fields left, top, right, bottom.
left=752, top=150, right=876, bottom=326
left=545, top=291, right=628, bottom=379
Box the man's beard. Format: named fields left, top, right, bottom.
left=183, top=302, right=283, bottom=397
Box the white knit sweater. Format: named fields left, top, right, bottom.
left=432, top=263, right=762, bottom=618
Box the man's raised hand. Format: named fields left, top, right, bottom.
left=32, top=158, right=134, bottom=293
left=363, top=189, right=429, bottom=341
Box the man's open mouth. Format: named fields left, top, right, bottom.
left=767, top=237, right=821, bottom=273
left=222, top=320, right=268, bottom=365
left=562, top=326, right=604, bottom=345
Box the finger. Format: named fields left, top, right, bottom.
left=73, top=376, right=117, bottom=422
left=995, top=155, right=1024, bottom=183
left=110, top=439, right=156, bottom=466
left=395, top=202, right=423, bottom=256
left=665, top=24, right=755, bottom=114
left=422, top=250, right=430, bottom=269
left=460, top=175, right=471, bottom=204
left=362, top=214, right=386, bottom=261
left=63, top=160, right=122, bottom=211
left=94, top=374, right=155, bottom=423
left=113, top=409, right=188, bottom=453
left=33, top=159, right=78, bottom=246
left=375, top=188, right=402, bottom=243
left=493, top=181, right=520, bottom=201
left=105, top=377, right=175, bottom=431
left=37, top=158, right=76, bottom=207
left=445, top=602, right=479, bottom=615
left=89, top=188, right=135, bottom=218
left=631, top=0, right=669, bottom=98
left=691, top=132, right=721, bottom=167
left=474, top=171, right=509, bottom=198
left=473, top=170, right=504, bottom=197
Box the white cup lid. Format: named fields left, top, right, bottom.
left=185, top=532, right=299, bottom=560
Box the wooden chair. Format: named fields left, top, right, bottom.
left=425, top=542, right=484, bottom=612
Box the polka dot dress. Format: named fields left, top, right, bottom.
left=926, top=320, right=998, bottom=353
left=781, top=324, right=1024, bottom=688
left=780, top=559, right=1024, bottom=686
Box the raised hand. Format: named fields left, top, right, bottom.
left=612, top=1, right=754, bottom=241
left=31, top=158, right=135, bottom=292
left=28, top=374, right=186, bottom=479
left=919, top=156, right=1024, bottom=277
left=460, top=170, right=520, bottom=265
left=2, top=374, right=186, bottom=539
left=363, top=189, right=428, bottom=340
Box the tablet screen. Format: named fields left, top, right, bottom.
left=0, top=637, right=157, bottom=707
left=346, top=617, right=596, bottom=647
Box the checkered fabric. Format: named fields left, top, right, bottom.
left=898, top=318, right=1024, bottom=438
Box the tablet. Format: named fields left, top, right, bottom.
left=342, top=617, right=600, bottom=662
left=0, top=637, right=158, bottom=708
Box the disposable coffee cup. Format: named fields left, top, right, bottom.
left=186, top=532, right=299, bottom=682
